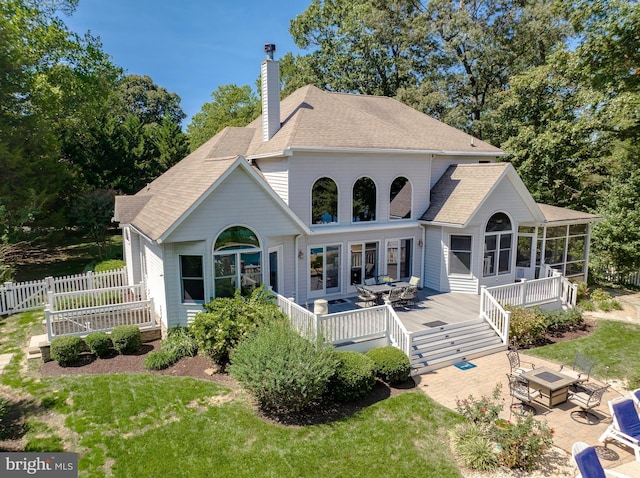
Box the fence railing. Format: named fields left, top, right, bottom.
left=0, top=268, right=128, bottom=316
left=479, top=287, right=510, bottom=344
left=49, top=284, right=145, bottom=312
left=46, top=300, right=153, bottom=340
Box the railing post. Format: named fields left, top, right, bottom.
left=4, top=282, right=14, bottom=312
left=45, top=306, right=53, bottom=342
left=479, top=286, right=486, bottom=317
left=519, top=279, right=527, bottom=307
left=504, top=310, right=511, bottom=346
left=47, top=290, right=55, bottom=311
left=87, top=270, right=94, bottom=290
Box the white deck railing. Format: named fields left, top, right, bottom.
left=49, top=284, right=146, bottom=311
left=479, top=287, right=511, bottom=344
left=0, top=268, right=127, bottom=315
left=46, top=300, right=153, bottom=340
left=274, top=293, right=411, bottom=354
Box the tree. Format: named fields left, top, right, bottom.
left=114, top=74, right=186, bottom=126
left=186, top=84, right=260, bottom=151
left=70, top=189, right=116, bottom=258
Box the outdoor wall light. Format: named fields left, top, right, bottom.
left=298, top=250, right=304, bottom=260
left=418, top=239, right=423, bottom=248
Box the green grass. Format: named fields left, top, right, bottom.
left=41, top=374, right=462, bottom=477
left=526, top=320, right=640, bottom=382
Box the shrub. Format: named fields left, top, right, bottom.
left=94, top=259, right=126, bottom=272
left=578, top=299, right=595, bottom=311
left=0, top=397, right=9, bottom=439
left=326, top=351, right=376, bottom=402
left=50, top=335, right=84, bottom=366
left=110, top=325, right=141, bottom=354
left=143, top=327, right=199, bottom=370
left=506, top=305, right=547, bottom=348
left=590, top=288, right=612, bottom=303
left=365, top=346, right=411, bottom=385
left=576, top=281, right=589, bottom=302
left=541, top=308, right=583, bottom=333
left=85, top=331, right=112, bottom=358
left=455, top=383, right=503, bottom=426
left=144, top=350, right=176, bottom=370
left=451, top=422, right=500, bottom=472
left=494, top=414, right=553, bottom=471
left=190, top=286, right=286, bottom=366
left=228, top=321, right=338, bottom=413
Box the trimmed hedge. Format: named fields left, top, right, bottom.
left=85, top=331, right=112, bottom=358
left=50, top=335, right=84, bottom=366
left=327, top=351, right=376, bottom=402
left=110, top=325, right=142, bottom=354
left=366, top=346, right=411, bottom=385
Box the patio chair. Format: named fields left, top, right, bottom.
left=568, top=384, right=610, bottom=425
left=377, top=275, right=394, bottom=284
left=631, top=389, right=640, bottom=410
left=363, top=277, right=377, bottom=286
left=560, top=353, right=596, bottom=384
left=356, top=285, right=377, bottom=307
left=382, top=287, right=404, bottom=307
left=572, top=442, right=631, bottom=478
left=598, top=397, right=640, bottom=462
left=409, top=275, right=421, bottom=287
left=398, top=285, right=418, bottom=307
left=507, top=374, right=540, bottom=415
left=506, top=349, right=536, bottom=381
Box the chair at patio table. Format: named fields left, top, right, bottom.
left=507, top=374, right=540, bottom=415
left=599, top=397, right=640, bottom=462
left=572, top=442, right=630, bottom=478
left=506, top=349, right=536, bottom=381
left=381, top=287, right=404, bottom=307
left=560, top=353, right=596, bottom=385
left=398, top=285, right=418, bottom=307
left=568, top=384, right=610, bottom=425
left=356, top=285, right=377, bottom=307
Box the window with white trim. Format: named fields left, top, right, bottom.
left=180, top=255, right=205, bottom=303
left=449, top=235, right=472, bottom=275
left=484, top=213, right=512, bottom=277
left=213, top=226, right=262, bottom=298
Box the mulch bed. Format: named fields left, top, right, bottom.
left=515, top=318, right=596, bottom=350
left=39, top=339, right=416, bottom=426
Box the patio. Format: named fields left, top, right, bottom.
left=415, top=351, right=640, bottom=477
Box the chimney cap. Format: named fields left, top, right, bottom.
left=264, top=43, right=276, bottom=60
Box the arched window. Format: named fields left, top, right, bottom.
left=484, top=213, right=513, bottom=277
left=213, top=226, right=261, bottom=297
left=389, top=177, right=411, bottom=220
left=352, top=177, right=376, bottom=222
left=312, top=178, right=338, bottom=224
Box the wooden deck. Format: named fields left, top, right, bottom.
left=326, top=288, right=481, bottom=333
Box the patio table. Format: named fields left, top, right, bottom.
left=520, top=366, right=579, bottom=407
left=362, top=281, right=411, bottom=304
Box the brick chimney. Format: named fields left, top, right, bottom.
left=261, top=43, right=280, bottom=142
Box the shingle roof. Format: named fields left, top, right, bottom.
left=116, top=84, right=505, bottom=241
left=537, top=203, right=601, bottom=223
left=420, top=163, right=512, bottom=225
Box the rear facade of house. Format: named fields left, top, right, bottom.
left=114, top=47, right=599, bottom=332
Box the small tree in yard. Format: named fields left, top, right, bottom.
left=70, top=189, right=116, bottom=259
left=229, top=320, right=338, bottom=413
left=189, top=286, right=286, bottom=367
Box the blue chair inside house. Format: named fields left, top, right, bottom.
left=572, top=442, right=630, bottom=478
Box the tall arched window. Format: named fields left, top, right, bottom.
left=389, top=176, right=411, bottom=220
left=484, top=212, right=513, bottom=277
left=213, top=226, right=261, bottom=297
left=352, top=177, right=376, bottom=222
left=312, top=178, right=338, bottom=224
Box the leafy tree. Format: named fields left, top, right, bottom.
left=114, top=74, right=186, bottom=126
left=187, top=84, right=260, bottom=151
left=70, top=189, right=116, bottom=258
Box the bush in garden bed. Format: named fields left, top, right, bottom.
left=50, top=335, right=84, bottom=366
left=85, top=331, right=112, bottom=358
left=505, top=305, right=546, bottom=348
left=144, top=327, right=198, bottom=370
left=326, top=351, right=376, bottom=402
left=110, top=325, right=141, bottom=354
left=365, top=346, right=411, bottom=385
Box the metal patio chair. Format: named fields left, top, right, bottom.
left=560, top=353, right=596, bottom=385
left=356, top=285, right=377, bottom=307
left=568, top=384, right=610, bottom=425
left=507, top=374, right=540, bottom=415
left=506, top=350, right=536, bottom=381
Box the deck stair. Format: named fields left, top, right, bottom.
left=410, top=317, right=506, bottom=375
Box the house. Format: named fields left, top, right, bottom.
left=114, top=45, right=599, bottom=334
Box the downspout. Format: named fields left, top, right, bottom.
left=294, top=234, right=302, bottom=302
left=584, top=222, right=593, bottom=284
left=419, top=224, right=426, bottom=286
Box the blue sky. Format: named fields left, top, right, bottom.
left=65, top=0, right=308, bottom=126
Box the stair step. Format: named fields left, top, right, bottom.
left=412, top=329, right=497, bottom=351
left=411, top=322, right=487, bottom=344
left=412, top=336, right=503, bottom=363
left=411, top=343, right=508, bottom=375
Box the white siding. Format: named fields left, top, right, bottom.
left=430, top=156, right=496, bottom=188
left=123, top=227, right=141, bottom=286
left=257, top=157, right=289, bottom=204
left=286, top=151, right=431, bottom=227
left=143, top=240, right=167, bottom=328
left=424, top=226, right=444, bottom=291
left=164, top=241, right=207, bottom=328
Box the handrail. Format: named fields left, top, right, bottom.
left=479, top=286, right=510, bottom=345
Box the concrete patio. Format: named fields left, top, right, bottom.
left=415, top=351, right=640, bottom=477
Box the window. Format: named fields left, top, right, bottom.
left=352, top=177, right=376, bottom=222
left=309, top=245, right=341, bottom=296
left=213, top=226, right=261, bottom=297
left=538, top=223, right=588, bottom=278
left=180, top=255, right=204, bottom=303
left=389, top=177, right=411, bottom=220
left=350, top=242, right=378, bottom=286
left=484, top=213, right=512, bottom=276
left=312, top=177, right=338, bottom=224
left=386, top=239, right=412, bottom=280
left=449, top=235, right=472, bottom=275
left=516, top=226, right=536, bottom=268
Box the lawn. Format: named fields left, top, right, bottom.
left=0, top=311, right=464, bottom=478
left=525, top=320, right=640, bottom=382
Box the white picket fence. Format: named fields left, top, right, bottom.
left=0, top=268, right=128, bottom=316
